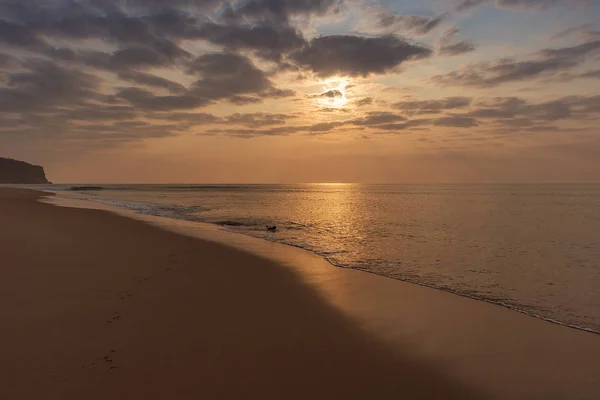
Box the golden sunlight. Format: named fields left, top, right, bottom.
left=317, top=77, right=350, bottom=108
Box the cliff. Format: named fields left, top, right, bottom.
left=0, top=157, right=50, bottom=184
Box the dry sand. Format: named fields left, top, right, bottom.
left=0, top=188, right=479, bottom=399
left=2, top=187, right=600, bottom=399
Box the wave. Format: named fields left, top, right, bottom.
left=82, top=198, right=206, bottom=220
left=68, top=184, right=301, bottom=192
left=69, top=186, right=105, bottom=191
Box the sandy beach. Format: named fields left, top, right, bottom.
left=2, top=187, right=600, bottom=399
left=0, top=188, right=480, bottom=399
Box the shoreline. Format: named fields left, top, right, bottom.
left=3, top=187, right=600, bottom=399
left=0, top=188, right=480, bottom=399
left=48, top=187, right=600, bottom=336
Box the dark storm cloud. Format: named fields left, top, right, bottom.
left=393, top=97, right=472, bottom=114
left=438, top=28, right=476, bottom=56
left=290, top=35, right=431, bottom=78
left=432, top=40, right=600, bottom=87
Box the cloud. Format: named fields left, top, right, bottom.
left=437, top=27, right=476, bottom=56
left=195, top=22, right=306, bottom=61
left=109, top=46, right=182, bottom=70
left=0, top=52, right=20, bottom=69
left=147, top=112, right=222, bottom=124
left=0, top=19, right=50, bottom=51
left=552, top=23, right=600, bottom=41
left=290, top=35, right=431, bottom=78
left=117, top=71, right=187, bottom=94
left=355, top=97, right=374, bottom=106
left=0, top=59, right=100, bottom=113
left=393, top=97, right=472, bottom=114
left=463, top=96, right=589, bottom=121
left=61, top=105, right=138, bottom=122
left=579, top=69, right=600, bottom=79
left=454, top=0, right=488, bottom=11
left=188, top=52, right=271, bottom=97
left=312, top=89, right=344, bottom=98
left=454, top=0, right=581, bottom=12
left=204, top=120, right=346, bottom=138
left=189, top=93, right=600, bottom=138
left=226, top=112, right=297, bottom=128
left=350, top=112, right=407, bottom=126
left=369, top=118, right=432, bottom=132
left=184, top=52, right=291, bottom=104
left=223, top=0, right=343, bottom=22
left=434, top=116, right=478, bottom=127
left=116, top=87, right=211, bottom=111
left=432, top=40, right=600, bottom=87
left=358, top=6, right=445, bottom=36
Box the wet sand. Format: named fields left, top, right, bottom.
left=2, top=187, right=600, bottom=399
left=0, top=188, right=479, bottom=399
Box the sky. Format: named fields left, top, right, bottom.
left=1, top=0, right=600, bottom=183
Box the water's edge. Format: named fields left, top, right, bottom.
left=44, top=189, right=600, bottom=336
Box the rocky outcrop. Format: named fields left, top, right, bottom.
left=0, top=157, right=50, bottom=184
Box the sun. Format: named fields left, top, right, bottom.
left=319, top=77, right=350, bottom=108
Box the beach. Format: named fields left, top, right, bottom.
left=2, top=187, right=600, bottom=399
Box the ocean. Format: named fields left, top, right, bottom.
left=50, top=184, right=600, bottom=333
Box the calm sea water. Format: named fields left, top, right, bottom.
left=56, top=184, right=600, bottom=333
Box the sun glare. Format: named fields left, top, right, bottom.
left=318, top=77, right=350, bottom=108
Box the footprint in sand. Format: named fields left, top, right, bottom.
left=103, top=354, right=118, bottom=371
left=107, top=313, right=121, bottom=324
